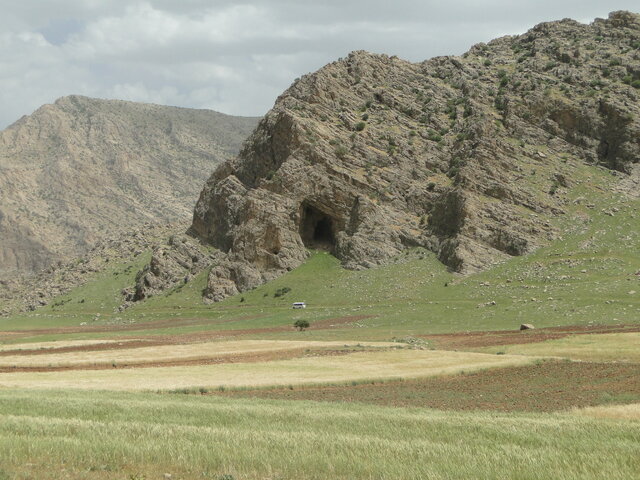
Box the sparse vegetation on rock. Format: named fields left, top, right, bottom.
left=131, top=11, right=640, bottom=304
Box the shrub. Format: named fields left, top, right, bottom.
left=334, top=145, right=348, bottom=158
left=294, top=319, right=310, bottom=331
left=274, top=287, right=291, bottom=298
left=355, top=122, right=366, bottom=131
left=427, top=130, right=442, bottom=142
left=632, top=80, right=640, bottom=89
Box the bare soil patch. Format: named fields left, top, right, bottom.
left=0, top=314, right=372, bottom=343
left=214, top=361, right=640, bottom=412
left=0, top=314, right=263, bottom=338
left=423, top=324, right=640, bottom=350
left=0, top=347, right=368, bottom=373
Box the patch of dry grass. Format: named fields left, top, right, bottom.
left=572, top=403, right=640, bottom=421
left=0, top=349, right=539, bottom=391
left=0, top=339, right=396, bottom=368
left=0, top=339, right=123, bottom=352
left=479, top=332, right=640, bottom=362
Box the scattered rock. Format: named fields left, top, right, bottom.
left=520, top=324, right=535, bottom=330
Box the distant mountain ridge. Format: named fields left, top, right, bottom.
left=0, top=95, right=259, bottom=276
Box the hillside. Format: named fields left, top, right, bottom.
left=0, top=95, right=259, bottom=276
left=146, top=10, right=640, bottom=304
left=0, top=12, right=639, bottom=480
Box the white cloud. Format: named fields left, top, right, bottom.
left=0, top=0, right=638, bottom=128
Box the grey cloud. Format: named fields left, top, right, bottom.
left=0, top=0, right=638, bottom=128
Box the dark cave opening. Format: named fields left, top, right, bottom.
left=300, top=203, right=336, bottom=251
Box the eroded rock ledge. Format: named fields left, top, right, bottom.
left=138, top=11, right=640, bottom=303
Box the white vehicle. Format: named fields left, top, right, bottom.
left=292, top=302, right=306, bottom=309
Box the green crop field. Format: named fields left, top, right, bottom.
left=0, top=390, right=638, bottom=480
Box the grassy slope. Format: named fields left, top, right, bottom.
left=2, top=161, right=638, bottom=344
left=0, top=389, right=638, bottom=480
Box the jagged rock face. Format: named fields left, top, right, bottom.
left=0, top=95, right=259, bottom=276
left=188, top=11, right=639, bottom=301
left=133, top=234, right=217, bottom=302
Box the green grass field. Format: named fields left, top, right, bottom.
left=0, top=390, right=638, bottom=480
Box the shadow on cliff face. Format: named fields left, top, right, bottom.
left=299, top=203, right=337, bottom=253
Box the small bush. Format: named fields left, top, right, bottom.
left=274, top=287, right=291, bottom=298
left=355, top=122, right=366, bottom=131
left=294, top=319, right=310, bottom=331
left=631, top=80, right=640, bottom=89
left=427, top=130, right=442, bottom=142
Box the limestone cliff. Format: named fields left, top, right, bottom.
left=141, top=11, right=640, bottom=302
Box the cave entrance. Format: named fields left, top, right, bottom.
left=300, top=203, right=337, bottom=252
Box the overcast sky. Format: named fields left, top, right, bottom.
left=1, top=1, right=638, bottom=128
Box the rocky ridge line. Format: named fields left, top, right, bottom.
left=135, top=11, right=639, bottom=304
left=0, top=95, right=259, bottom=276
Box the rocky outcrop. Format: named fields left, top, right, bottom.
left=133, top=234, right=217, bottom=301
left=0, top=96, right=259, bottom=276
left=0, top=222, right=189, bottom=315
left=147, top=11, right=640, bottom=303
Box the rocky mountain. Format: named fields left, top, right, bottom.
left=0, top=96, right=259, bottom=277
left=120, top=12, right=640, bottom=303
left=0, top=221, right=190, bottom=315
